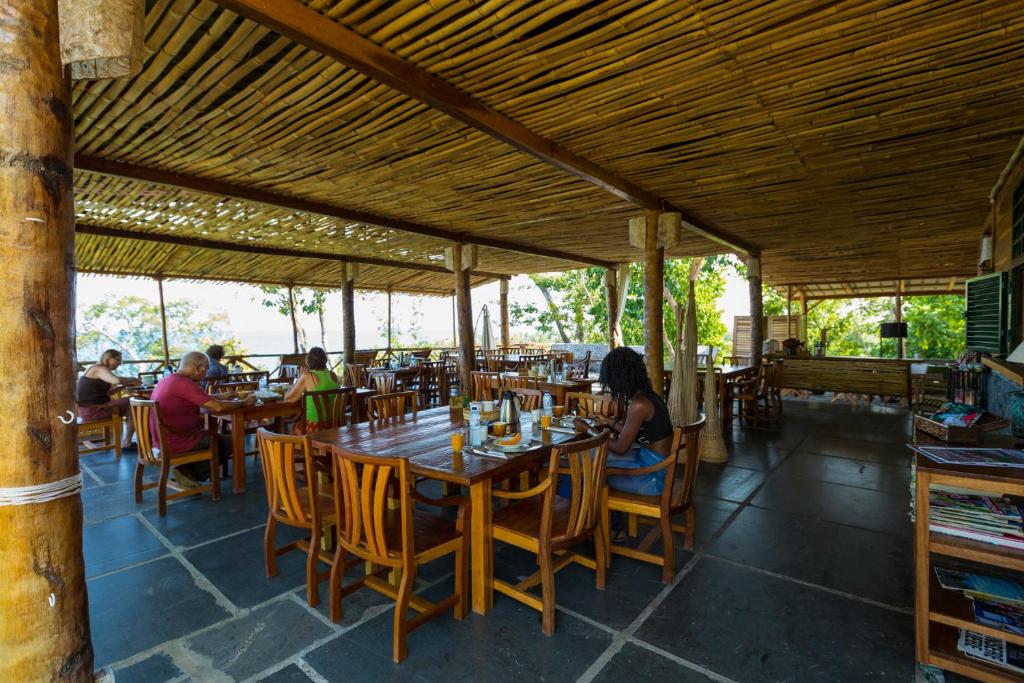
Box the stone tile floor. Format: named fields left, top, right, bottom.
left=81, top=398, right=928, bottom=682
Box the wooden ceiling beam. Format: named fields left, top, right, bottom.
left=75, top=155, right=613, bottom=269
left=211, top=0, right=757, bottom=256
left=75, top=224, right=510, bottom=280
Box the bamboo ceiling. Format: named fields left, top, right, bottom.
left=773, top=277, right=968, bottom=302
left=72, top=0, right=1024, bottom=290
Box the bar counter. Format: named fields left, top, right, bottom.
left=767, top=354, right=911, bottom=397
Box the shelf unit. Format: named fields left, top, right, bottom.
left=915, top=451, right=1024, bottom=683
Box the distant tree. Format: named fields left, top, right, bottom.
left=904, top=295, right=965, bottom=360
left=76, top=296, right=244, bottom=363
left=254, top=286, right=330, bottom=350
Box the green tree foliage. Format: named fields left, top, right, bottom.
left=904, top=295, right=965, bottom=359
left=254, top=286, right=330, bottom=349
left=76, top=296, right=244, bottom=362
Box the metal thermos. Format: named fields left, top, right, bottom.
left=498, top=390, right=522, bottom=428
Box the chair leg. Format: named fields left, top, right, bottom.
left=627, top=513, right=638, bottom=538
left=328, top=548, right=346, bottom=624
left=392, top=567, right=415, bottom=663
left=660, top=514, right=675, bottom=584
left=134, top=461, right=145, bottom=504
left=157, top=468, right=169, bottom=516
left=306, top=524, right=321, bottom=607
left=594, top=521, right=607, bottom=590
left=539, top=551, right=556, bottom=636
left=683, top=507, right=696, bottom=551
left=454, top=532, right=469, bottom=620
left=211, top=454, right=221, bottom=501
left=113, top=423, right=122, bottom=458
left=265, top=515, right=279, bottom=577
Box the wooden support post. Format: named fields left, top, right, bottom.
left=786, top=285, right=793, bottom=340
left=895, top=280, right=904, bottom=360
left=452, top=246, right=475, bottom=395
left=288, top=285, right=299, bottom=353
left=451, top=295, right=457, bottom=347
left=386, top=289, right=393, bottom=353
left=0, top=1, right=94, bottom=678
left=605, top=268, right=620, bottom=349
left=342, top=265, right=355, bottom=366
left=643, top=210, right=665, bottom=395
left=748, top=256, right=764, bottom=366
left=499, top=279, right=511, bottom=350
left=157, top=278, right=170, bottom=368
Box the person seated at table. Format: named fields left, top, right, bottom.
left=77, top=349, right=141, bottom=450
left=283, top=347, right=341, bottom=433
left=151, top=351, right=254, bottom=487
left=574, top=346, right=674, bottom=497
left=205, top=344, right=230, bottom=383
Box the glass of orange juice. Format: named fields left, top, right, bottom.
left=451, top=430, right=464, bottom=452
left=540, top=414, right=552, bottom=429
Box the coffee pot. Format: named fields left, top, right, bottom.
left=498, top=390, right=522, bottom=427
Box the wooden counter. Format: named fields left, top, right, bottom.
left=767, top=354, right=911, bottom=397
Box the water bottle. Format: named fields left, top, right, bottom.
left=469, top=403, right=480, bottom=428
left=542, top=391, right=553, bottom=416
left=258, top=375, right=268, bottom=392
left=519, top=412, right=533, bottom=442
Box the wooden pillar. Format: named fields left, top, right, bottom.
left=0, top=1, right=94, bottom=678
left=287, top=285, right=299, bottom=353
left=895, top=280, right=904, bottom=360
left=342, top=265, right=355, bottom=366
left=451, top=294, right=457, bottom=348
left=643, top=210, right=665, bottom=395
left=156, top=278, right=170, bottom=368
left=605, top=267, right=620, bottom=349
left=499, top=279, right=511, bottom=350
left=386, top=289, right=393, bottom=352
left=452, top=245, right=474, bottom=394
left=786, top=285, right=793, bottom=339
left=748, top=256, right=764, bottom=366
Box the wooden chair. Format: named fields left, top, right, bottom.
left=256, top=429, right=340, bottom=607
left=491, top=432, right=610, bottom=635
left=503, top=376, right=538, bottom=390
left=565, top=392, right=621, bottom=418
left=129, top=399, right=220, bottom=516
left=735, top=363, right=774, bottom=424
left=77, top=408, right=122, bottom=457
left=565, top=351, right=591, bottom=380
left=369, top=391, right=418, bottom=420
left=445, top=361, right=460, bottom=397
left=344, top=363, right=368, bottom=388
left=300, top=387, right=354, bottom=432
left=513, top=387, right=544, bottom=412
left=721, top=355, right=750, bottom=366
left=603, top=417, right=706, bottom=583
left=471, top=371, right=501, bottom=401
left=370, top=372, right=397, bottom=394
left=416, top=361, right=444, bottom=407
left=351, top=349, right=379, bottom=367
left=328, top=449, right=469, bottom=662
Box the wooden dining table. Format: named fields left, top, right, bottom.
left=205, top=387, right=377, bottom=494
left=499, top=373, right=594, bottom=405
left=664, top=364, right=755, bottom=426
left=310, top=406, right=577, bottom=616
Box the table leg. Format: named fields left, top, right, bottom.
left=722, top=383, right=733, bottom=427
left=470, top=479, right=493, bottom=615
left=231, top=413, right=246, bottom=494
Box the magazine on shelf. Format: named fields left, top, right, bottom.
left=930, top=523, right=1024, bottom=551
left=909, top=446, right=1024, bottom=468
left=974, top=599, right=1024, bottom=636
left=934, top=567, right=1024, bottom=605
left=958, top=630, right=1024, bottom=673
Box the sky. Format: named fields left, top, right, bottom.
left=75, top=270, right=751, bottom=354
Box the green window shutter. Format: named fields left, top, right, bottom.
left=965, top=272, right=1008, bottom=354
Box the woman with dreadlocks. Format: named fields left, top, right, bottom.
left=574, top=346, right=674, bottom=497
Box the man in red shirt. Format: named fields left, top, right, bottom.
left=150, top=351, right=255, bottom=484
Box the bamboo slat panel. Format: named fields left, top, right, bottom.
left=69, top=0, right=1024, bottom=283
left=772, top=356, right=911, bottom=398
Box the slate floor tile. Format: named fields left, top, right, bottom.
left=751, top=477, right=911, bottom=537
left=142, top=485, right=269, bottom=548
left=593, top=643, right=714, bottom=682
left=112, top=652, right=183, bottom=683
left=185, top=598, right=332, bottom=680
left=82, top=478, right=157, bottom=525
left=83, top=514, right=167, bottom=578
left=87, top=557, right=230, bottom=667
left=258, top=663, right=314, bottom=682
left=694, top=464, right=767, bottom=503
left=635, top=557, right=914, bottom=682
left=774, top=451, right=911, bottom=494
left=709, top=505, right=913, bottom=607
left=799, top=434, right=912, bottom=466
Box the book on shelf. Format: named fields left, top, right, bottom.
left=934, top=567, right=1024, bottom=606
left=927, top=485, right=1024, bottom=550
left=958, top=629, right=1024, bottom=674
left=974, top=599, right=1024, bottom=636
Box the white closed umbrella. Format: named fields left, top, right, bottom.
left=477, top=305, right=495, bottom=352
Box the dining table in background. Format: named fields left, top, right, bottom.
left=664, top=364, right=755, bottom=427
left=311, top=406, right=575, bottom=616
left=499, top=373, right=594, bottom=406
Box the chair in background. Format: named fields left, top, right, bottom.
left=471, top=372, right=501, bottom=401
left=130, top=399, right=220, bottom=516
left=503, top=375, right=538, bottom=391
left=370, top=372, right=397, bottom=394
left=720, top=355, right=750, bottom=366
left=445, top=361, right=461, bottom=397
left=369, top=391, right=419, bottom=420
left=565, top=392, right=621, bottom=418
left=344, top=363, right=368, bottom=388
left=565, top=351, right=592, bottom=380
left=490, top=432, right=610, bottom=634
left=417, top=361, right=444, bottom=407
left=257, top=429, right=340, bottom=607
left=328, top=449, right=468, bottom=662
left=77, top=407, right=122, bottom=458
left=513, top=388, right=544, bottom=412
left=300, top=387, right=354, bottom=433
left=735, top=363, right=774, bottom=424
left=603, top=417, right=705, bottom=583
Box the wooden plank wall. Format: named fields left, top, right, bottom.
left=771, top=356, right=911, bottom=397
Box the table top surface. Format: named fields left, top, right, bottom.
left=664, top=364, right=753, bottom=377
left=310, top=406, right=575, bottom=485
left=205, top=387, right=375, bottom=417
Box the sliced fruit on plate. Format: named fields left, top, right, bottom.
left=495, top=433, right=522, bottom=446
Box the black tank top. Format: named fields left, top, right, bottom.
left=76, top=373, right=113, bottom=405
left=636, top=390, right=673, bottom=445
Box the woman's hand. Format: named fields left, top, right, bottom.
left=593, top=414, right=616, bottom=427
left=572, top=417, right=591, bottom=435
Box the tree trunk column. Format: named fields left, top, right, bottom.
left=342, top=265, right=355, bottom=367
left=748, top=256, right=764, bottom=366
left=157, top=278, right=170, bottom=368
left=499, top=279, right=510, bottom=350
left=895, top=280, right=904, bottom=359
left=643, top=210, right=664, bottom=395
left=605, top=267, right=620, bottom=349
left=0, top=1, right=94, bottom=678
left=452, top=245, right=474, bottom=395
left=287, top=285, right=299, bottom=353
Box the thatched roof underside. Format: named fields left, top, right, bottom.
left=773, top=277, right=968, bottom=302
left=73, top=0, right=1024, bottom=290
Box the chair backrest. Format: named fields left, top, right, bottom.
left=484, top=350, right=504, bottom=373
left=303, top=387, right=354, bottom=430
left=208, top=379, right=259, bottom=394
left=565, top=351, right=591, bottom=379
left=129, top=398, right=165, bottom=465
left=257, top=429, right=322, bottom=527
left=351, top=349, right=379, bottom=367
left=471, top=372, right=501, bottom=401
left=370, top=391, right=418, bottom=420
left=671, top=416, right=707, bottom=511
left=345, top=363, right=368, bottom=388
left=371, top=372, right=396, bottom=394
left=503, top=376, right=538, bottom=390
left=513, top=388, right=544, bottom=412
left=565, top=392, right=621, bottom=418
left=332, top=448, right=412, bottom=568
left=410, top=349, right=432, bottom=360
left=545, top=432, right=610, bottom=545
